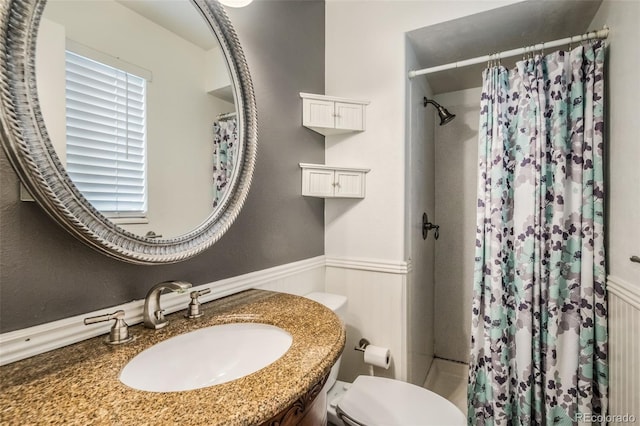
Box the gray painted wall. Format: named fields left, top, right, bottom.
left=0, top=1, right=325, bottom=332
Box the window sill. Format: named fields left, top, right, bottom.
left=108, top=217, right=149, bottom=225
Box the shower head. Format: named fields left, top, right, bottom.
left=423, top=97, right=456, bottom=125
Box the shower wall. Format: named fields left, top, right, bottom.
left=405, top=41, right=436, bottom=385
left=433, top=87, right=481, bottom=363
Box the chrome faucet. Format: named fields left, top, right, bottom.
left=143, top=280, right=192, bottom=329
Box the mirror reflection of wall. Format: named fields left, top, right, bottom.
left=35, top=0, right=236, bottom=239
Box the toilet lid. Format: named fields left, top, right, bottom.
left=337, top=376, right=466, bottom=426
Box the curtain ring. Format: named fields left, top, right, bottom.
left=540, top=42, right=544, bottom=57
left=488, top=53, right=496, bottom=68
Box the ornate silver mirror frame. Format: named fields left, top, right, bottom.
left=0, top=0, right=257, bottom=264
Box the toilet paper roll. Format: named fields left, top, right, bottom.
left=363, top=345, right=391, bottom=369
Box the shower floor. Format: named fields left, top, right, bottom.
left=423, top=358, right=468, bottom=415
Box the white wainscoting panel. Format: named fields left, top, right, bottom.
left=0, top=256, right=325, bottom=366
left=607, top=275, right=640, bottom=425
left=325, top=259, right=408, bottom=382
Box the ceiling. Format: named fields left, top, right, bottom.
left=116, top=0, right=217, bottom=50
left=115, top=0, right=603, bottom=93
left=407, top=0, right=604, bottom=94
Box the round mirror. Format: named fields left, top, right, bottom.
left=0, top=0, right=257, bottom=264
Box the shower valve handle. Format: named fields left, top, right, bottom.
left=422, top=212, right=440, bottom=240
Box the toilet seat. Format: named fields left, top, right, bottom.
left=336, top=376, right=465, bottom=426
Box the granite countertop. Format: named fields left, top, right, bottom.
left=0, top=290, right=346, bottom=425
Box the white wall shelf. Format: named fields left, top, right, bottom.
left=300, top=163, right=370, bottom=198
left=300, top=92, right=369, bottom=136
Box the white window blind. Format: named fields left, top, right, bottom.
left=65, top=50, right=147, bottom=217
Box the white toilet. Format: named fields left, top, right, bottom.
left=305, top=292, right=466, bottom=426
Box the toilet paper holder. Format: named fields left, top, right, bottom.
left=354, top=338, right=370, bottom=352
left=354, top=338, right=391, bottom=370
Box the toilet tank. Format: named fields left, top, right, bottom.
left=304, top=292, right=347, bottom=392
left=305, top=292, right=347, bottom=322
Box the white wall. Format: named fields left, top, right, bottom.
left=324, top=0, right=517, bottom=262
left=35, top=18, right=67, bottom=165
left=589, top=0, right=640, bottom=289
left=433, top=87, right=481, bottom=363
left=38, top=0, right=233, bottom=238
left=324, top=0, right=520, bottom=382
left=590, top=0, right=640, bottom=422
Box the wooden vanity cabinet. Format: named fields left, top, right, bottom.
left=260, top=374, right=328, bottom=426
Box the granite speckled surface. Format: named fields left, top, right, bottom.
left=0, top=290, right=346, bottom=425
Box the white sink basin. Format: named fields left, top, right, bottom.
left=120, top=323, right=292, bottom=392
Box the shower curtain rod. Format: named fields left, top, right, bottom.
left=408, top=26, right=609, bottom=79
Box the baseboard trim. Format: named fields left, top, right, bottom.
left=607, top=275, right=640, bottom=310
left=0, top=256, right=326, bottom=366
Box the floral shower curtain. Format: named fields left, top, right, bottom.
left=213, top=117, right=238, bottom=209
left=468, top=41, right=608, bottom=425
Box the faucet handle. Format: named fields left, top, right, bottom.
left=185, top=288, right=211, bottom=319
left=84, top=310, right=135, bottom=345
left=193, top=288, right=211, bottom=298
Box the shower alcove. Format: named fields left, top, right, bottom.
left=404, top=0, right=606, bottom=406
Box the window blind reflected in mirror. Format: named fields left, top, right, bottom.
left=65, top=50, right=147, bottom=218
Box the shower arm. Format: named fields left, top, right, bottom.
left=423, top=98, right=438, bottom=108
